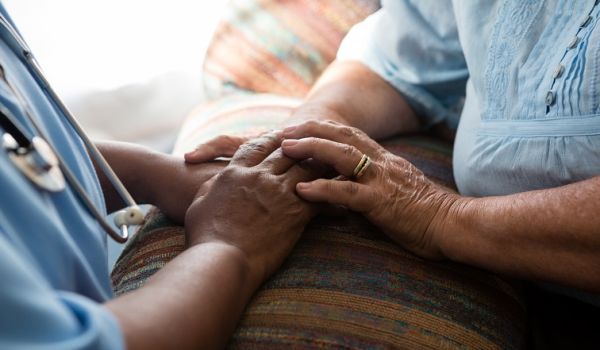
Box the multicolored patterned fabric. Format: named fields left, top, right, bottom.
left=202, top=0, right=380, bottom=99
left=173, top=94, right=300, bottom=156
left=113, top=95, right=527, bottom=349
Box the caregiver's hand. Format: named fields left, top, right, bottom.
left=281, top=120, right=462, bottom=259
left=185, top=132, right=322, bottom=284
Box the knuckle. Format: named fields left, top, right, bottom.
left=306, top=137, right=320, bottom=147
left=224, top=165, right=241, bottom=175
left=262, top=132, right=279, bottom=143
left=256, top=170, right=274, bottom=184
left=305, top=119, right=318, bottom=128
left=253, top=143, right=270, bottom=154
left=339, top=126, right=356, bottom=138
left=324, top=180, right=336, bottom=194
left=304, top=119, right=320, bottom=132
left=240, top=140, right=268, bottom=155
left=219, top=166, right=240, bottom=181
left=345, top=182, right=360, bottom=195
left=342, top=144, right=355, bottom=156
left=237, top=141, right=253, bottom=152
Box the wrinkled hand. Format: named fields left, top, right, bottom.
left=184, top=132, right=323, bottom=283
left=281, top=120, right=460, bottom=259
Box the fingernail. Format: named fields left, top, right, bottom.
left=283, top=125, right=297, bottom=134
left=297, top=182, right=310, bottom=190
left=282, top=139, right=298, bottom=147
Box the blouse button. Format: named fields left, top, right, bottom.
left=580, top=15, right=593, bottom=28
left=567, top=36, right=580, bottom=49
left=552, top=64, right=565, bottom=79
left=545, top=91, right=556, bottom=106
left=552, top=65, right=565, bottom=79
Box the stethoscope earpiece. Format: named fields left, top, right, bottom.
left=113, top=206, right=145, bottom=242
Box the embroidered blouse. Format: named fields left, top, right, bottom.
left=338, top=0, right=600, bottom=197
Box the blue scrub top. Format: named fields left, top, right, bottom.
left=0, top=4, right=124, bottom=349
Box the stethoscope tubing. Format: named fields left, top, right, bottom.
left=0, top=12, right=142, bottom=243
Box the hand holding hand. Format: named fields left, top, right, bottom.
left=185, top=132, right=323, bottom=284
left=281, top=121, right=462, bottom=259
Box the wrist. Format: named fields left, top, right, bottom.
left=289, top=102, right=350, bottom=126
left=188, top=239, right=265, bottom=290
left=128, top=150, right=174, bottom=206
left=429, top=192, right=476, bottom=261
left=150, top=156, right=225, bottom=223
left=97, top=141, right=165, bottom=209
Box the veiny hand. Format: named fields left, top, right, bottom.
left=280, top=120, right=461, bottom=259
left=184, top=132, right=324, bottom=284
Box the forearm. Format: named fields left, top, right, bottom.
left=106, top=242, right=260, bottom=350
left=96, top=141, right=225, bottom=220
left=440, top=177, right=600, bottom=292
left=94, top=141, right=161, bottom=211
left=290, top=60, right=420, bottom=139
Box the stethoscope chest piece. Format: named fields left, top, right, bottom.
left=3, top=132, right=65, bottom=192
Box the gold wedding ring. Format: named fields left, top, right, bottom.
left=352, top=154, right=371, bottom=179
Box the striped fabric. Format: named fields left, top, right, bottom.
left=112, top=95, right=527, bottom=349
left=172, top=94, right=300, bottom=156
left=203, top=0, right=380, bottom=99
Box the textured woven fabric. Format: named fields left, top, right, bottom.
left=113, top=211, right=526, bottom=349
left=173, top=94, right=300, bottom=156
left=113, top=95, right=527, bottom=349
left=202, top=0, right=380, bottom=99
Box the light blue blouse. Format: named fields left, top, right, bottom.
left=0, top=4, right=123, bottom=349
left=338, top=0, right=600, bottom=197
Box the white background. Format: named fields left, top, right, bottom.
left=3, top=0, right=226, bottom=150
left=2, top=1, right=227, bottom=264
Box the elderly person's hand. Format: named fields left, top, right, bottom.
left=185, top=131, right=323, bottom=284
left=280, top=120, right=462, bottom=260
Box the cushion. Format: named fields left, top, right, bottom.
left=113, top=94, right=527, bottom=349
left=202, top=0, right=381, bottom=99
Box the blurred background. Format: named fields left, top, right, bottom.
left=3, top=0, right=227, bottom=264
left=3, top=0, right=226, bottom=151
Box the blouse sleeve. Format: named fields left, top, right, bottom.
left=337, top=0, right=469, bottom=129
left=0, top=234, right=124, bottom=350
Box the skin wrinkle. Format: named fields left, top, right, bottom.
left=187, top=60, right=600, bottom=293
left=98, top=126, right=334, bottom=349
left=278, top=118, right=600, bottom=291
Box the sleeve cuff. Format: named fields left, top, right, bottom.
left=337, top=12, right=461, bottom=129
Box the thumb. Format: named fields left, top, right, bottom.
left=184, top=135, right=248, bottom=163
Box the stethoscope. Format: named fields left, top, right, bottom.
left=0, top=13, right=143, bottom=243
